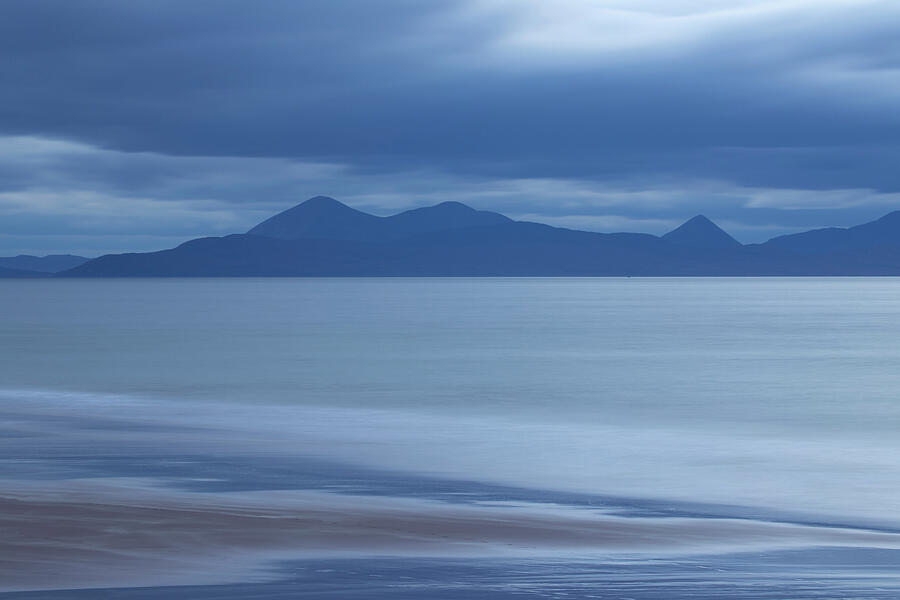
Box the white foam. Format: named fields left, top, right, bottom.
left=4, top=387, right=900, bottom=528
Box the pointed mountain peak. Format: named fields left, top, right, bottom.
left=662, top=215, right=741, bottom=249
left=684, top=214, right=714, bottom=226
left=247, top=196, right=378, bottom=240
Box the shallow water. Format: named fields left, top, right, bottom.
left=7, top=552, right=900, bottom=600
left=2, top=278, right=900, bottom=595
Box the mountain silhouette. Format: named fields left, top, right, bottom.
left=64, top=225, right=710, bottom=277
left=58, top=197, right=900, bottom=277
left=663, top=215, right=741, bottom=249
left=381, top=201, right=511, bottom=239
left=247, top=196, right=380, bottom=241
left=761, top=210, right=900, bottom=254
left=0, top=254, right=89, bottom=273
left=248, top=196, right=510, bottom=242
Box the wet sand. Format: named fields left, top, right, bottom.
left=4, top=481, right=900, bottom=592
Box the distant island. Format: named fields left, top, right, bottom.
left=0, top=255, right=90, bottom=278
left=6, top=196, right=900, bottom=277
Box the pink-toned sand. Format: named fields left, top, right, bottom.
left=3, top=481, right=900, bottom=592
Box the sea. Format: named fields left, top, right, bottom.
left=2, top=277, right=900, bottom=598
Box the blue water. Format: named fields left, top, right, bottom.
left=2, top=277, right=900, bottom=597
left=8, top=553, right=900, bottom=600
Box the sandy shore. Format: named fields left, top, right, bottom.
left=4, top=480, right=900, bottom=592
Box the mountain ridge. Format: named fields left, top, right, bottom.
left=52, top=197, right=900, bottom=277
left=248, top=196, right=512, bottom=242
left=0, top=265, right=51, bottom=278
left=761, top=210, right=900, bottom=254
left=0, top=254, right=90, bottom=273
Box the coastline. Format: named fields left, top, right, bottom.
left=4, top=480, right=900, bottom=593
left=4, top=278, right=900, bottom=597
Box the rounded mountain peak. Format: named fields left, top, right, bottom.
left=293, top=196, right=358, bottom=213
left=432, top=201, right=475, bottom=212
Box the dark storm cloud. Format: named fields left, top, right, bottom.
left=2, top=0, right=898, bottom=182
left=3, top=0, right=900, bottom=253
left=0, top=0, right=462, bottom=154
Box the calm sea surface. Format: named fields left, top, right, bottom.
left=3, top=277, right=900, bottom=597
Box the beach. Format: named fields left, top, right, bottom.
left=3, top=277, right=900, bottom=598
left=6, top=474, right=900, bottom=593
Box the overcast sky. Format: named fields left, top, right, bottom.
left=3, top=0, right=900, bottom=255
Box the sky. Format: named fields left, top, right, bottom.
left=2, top=0, right=900, bottom=256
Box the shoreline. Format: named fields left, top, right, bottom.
left=5, top=480, right=900, bottom=592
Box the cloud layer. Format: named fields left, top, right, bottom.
left=2, top=1, right=899, bottom=254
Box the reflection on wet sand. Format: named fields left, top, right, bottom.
left=4, top=480, right=900, bottom=592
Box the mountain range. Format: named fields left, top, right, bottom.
left=0, top=254, right=90, bottom=278
left=16, top=196, right=900, bottom=276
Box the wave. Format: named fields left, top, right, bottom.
left=3, top=387, right=900, bottom=530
